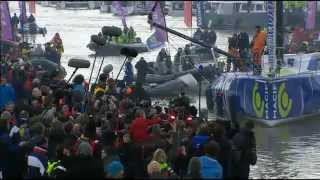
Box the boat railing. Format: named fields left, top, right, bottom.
left=179, top=54, right=202, bottom=65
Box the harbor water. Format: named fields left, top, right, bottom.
left=9, top=3, right=320, bottom=179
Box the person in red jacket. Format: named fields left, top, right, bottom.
left=129, top=109, right=161, bottom=143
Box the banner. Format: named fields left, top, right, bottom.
left=19, top=1, right=27, bottom=29
left=184, top=1, right=192, bottom=27
left=305, top=1, right=316, bottom=30
left=29, top=1, right=36, bottom=15
left=267, top=1, right=276, bottom=74
left=196, top=1, right=205, bottom=27
left=146, top=1, right=167, bottom=50
left=112, top=1, right=127, bottom=27
left=0, top=1, right=13, bottom=41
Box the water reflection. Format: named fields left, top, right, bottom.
left=251, top=118, right=320, bottom=179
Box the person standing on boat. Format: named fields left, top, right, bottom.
left=156, top=48, right=170, bottom=75
left=123, top=58, right=134, bottom=86
left=174, top=48, right=183, bottom=72
left=121, top=26, right=129, bottom=44
left=251, top=26, right=266, bottom=75
left=238, top=32, right=250, bottom=71
left=11, top=13, right=20, bottom=29
left=50, top=33, right=64, bottom=65
left=200, top=28, right=210, bottom=45
left=193, top=28, right=202, bottom=41
left=208, top=28, right=217, bottom=46
left=181, top=45, right=193, bottom=71
left=128, top=27, right=136, bottom=43
left=27, top=14, right=36, bottom=24
left=11, top=13, right=20, bottom=41
left=135, top=57, right=148, bottom=84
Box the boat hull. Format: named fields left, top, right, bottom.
left=208, top=71, right=320, bottom=127
left=87, top=42, right=148, bottom=57
left=145, top=74, right=199, bottom=97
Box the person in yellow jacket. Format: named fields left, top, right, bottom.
left=251, top=26, right=266, bottom=75
left=50, top=33, right=64, bottom=65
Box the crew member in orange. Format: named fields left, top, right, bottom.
left=251, top=26, right=266, bottom=75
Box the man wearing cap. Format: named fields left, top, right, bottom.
left=0, top=75, right=16, bottom=111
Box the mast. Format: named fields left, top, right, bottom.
left=275, top=1, right=284, bottom=76
left=266, top=1, right=277, bottom=77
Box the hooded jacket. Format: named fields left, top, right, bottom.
left=199, top=155, right=223, bottom=179
left=129, top=117, right=161, bottom=143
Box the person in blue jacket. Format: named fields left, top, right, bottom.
left=123, top=58, right=134, bottom=86
left=0, top=75, right=16, bottom=111
left=71, top=75, right=86, bottom=113
left=199, top=140, right=223, bottom=179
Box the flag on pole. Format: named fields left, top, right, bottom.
left=19, top=1, right=27, bottom=29
left=29, top=1, right=36, bottom=14
left=112, top=1, right=127, bottom=27
left=146, top=1, right=168, bottom=49
left=305, top=1, right=316, bottom=30
left=1, top=1, right=13, bottom=41
left=184, top=1, right=192, bottom=27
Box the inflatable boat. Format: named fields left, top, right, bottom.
left=19, top=22, right=47, bottom=35
left=140, top=63, right=219, bottom=84
left=144, top=74, right=199, bottom=97
left=87, top=41, right=148, bottom=57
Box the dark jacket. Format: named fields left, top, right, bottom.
left=0, top=130, right=20, bottom=178
left=232, top=127, right=257, bottom=178
left=64, top=156, right=104, bottom=179
left=135, top=59, right=148, bottom=83
left=214, top=136, right=233, bottom=178
left=118, top=142, right=135, bottom=178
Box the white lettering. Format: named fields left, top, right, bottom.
left=264, top=83, right=269, bottom=120
left=272, top=84, right=277, bottom=119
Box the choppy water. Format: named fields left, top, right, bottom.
left=9, top=2, right=320, bottom=179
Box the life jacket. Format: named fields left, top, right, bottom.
left=252, top=31, right=266, bottom=51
